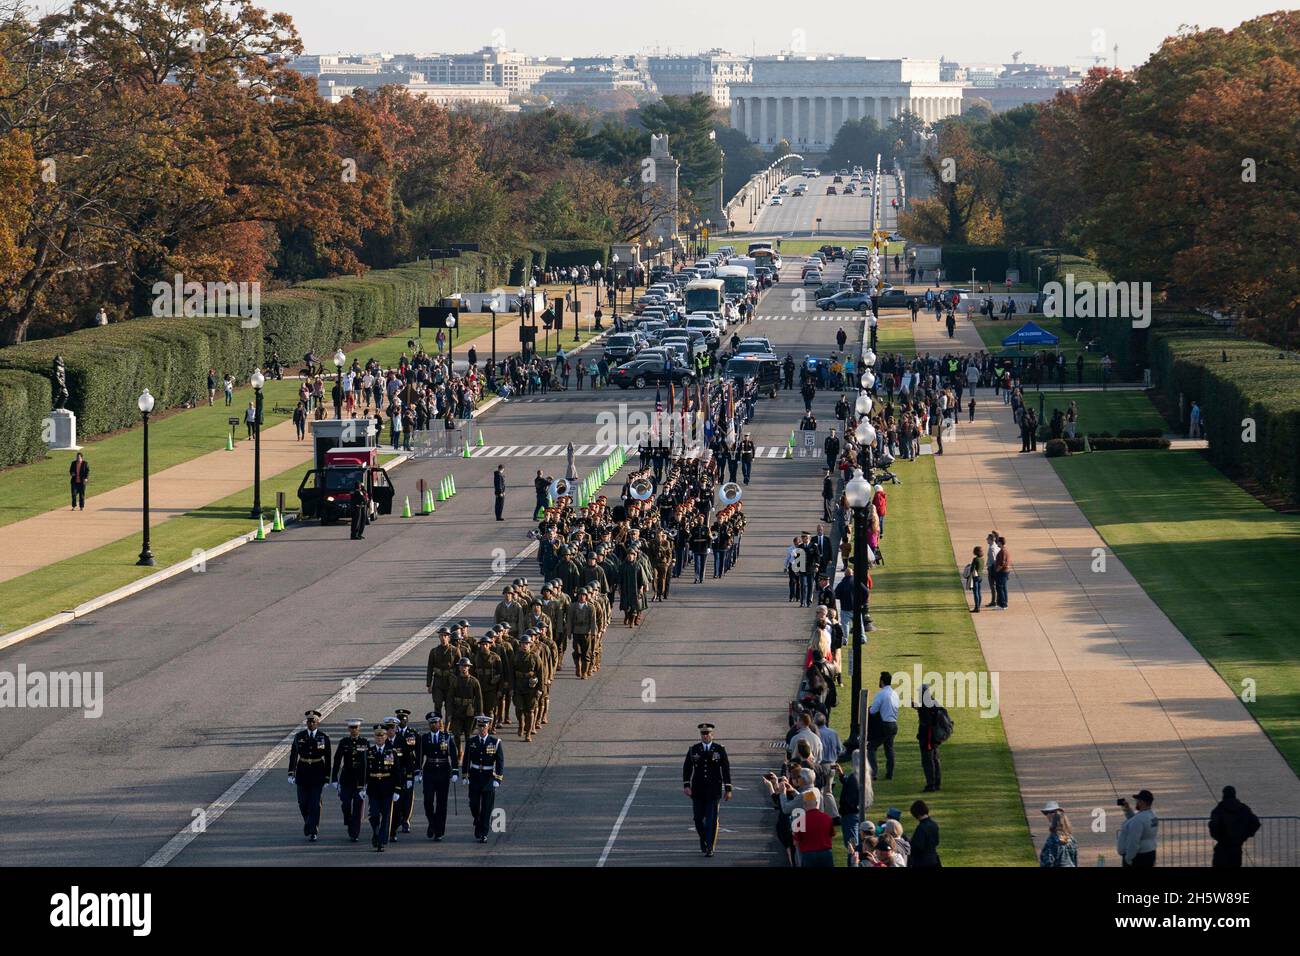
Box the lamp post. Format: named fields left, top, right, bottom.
left=137, top=388, right=156, bottom=566
left=844, top=466, right=873, bottom=751
left=592, top=259, right=602, bottom=335
left=611, top=253, right=620, bottom=315
left=250, top=368, right=264, bottom=519
left=334, top=348, right=345, bottom=416
left=572, top=269, right=580, bottom=343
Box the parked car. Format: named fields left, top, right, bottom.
left=814, top=281, right=852, bottom=299
left=817, top=290, right=873, bottom=311
left=875, top=289, right=917, bottom=308
left=802, top=270, right=823, bottom=287
left=602, top=333, right=640, bottom=363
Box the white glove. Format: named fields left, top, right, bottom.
left=415, top=773, right=423, bottom=784
left=462, top=776, right=470, bottom=786
left=331, top=781, right=339, bottom=791
left=288, top=774, right=296, bottom=785
left=392, top=792, right=401, bottom=803
left=451, top=774, right=460, bottom=784
left=492, top=781, right=499, bottom=789
left=405, top=780, right=413, bottom=790
left=360, top=789, right=367, bottom=799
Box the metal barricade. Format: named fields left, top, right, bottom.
left=408, top=423, right=467, bottom=459
left=1154, top=816, right=1300, bottom=867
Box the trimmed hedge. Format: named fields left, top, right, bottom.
left=940, top=245, right=1010, bottom=283
left=534, top=240, right=612, bottom=271
left=0, top=257, right=518, bottom=467
left=1044, top=438, right=1071, bottom=457
left=1060, top=436, right=1172, bottom=452
left=1151, top=326, right=1300, bottom=506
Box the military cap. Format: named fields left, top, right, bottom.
left=512, top=578, right=524, bottom=586
left=531, top=598, right=543, bottom=607
left=478, top=635, right=493, bottom=644
left=456, top=657, right=471, bottom=666
left=697, top=722, right=715, bottom=732
left=425, top=712, right=442, bottom=723
left=304, top=710, right=322, bottom=720
left=394, top=708, right=411, bottom=718
left=502, top=586, right=513, bottom=594
left=372, top=723, right=388, bottom=731
left=519, top=632, right=533, bottom=643
left=345, top=718, right=362, bottom=728
left=457, top=619, right=471, bottom=629
left=382, top=715, right=398, bottom=726
left=475, top=715, right=492, bottom=726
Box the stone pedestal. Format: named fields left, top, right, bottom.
left=47, top=408, right=81, bottom=451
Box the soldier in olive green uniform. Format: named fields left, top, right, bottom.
left=425, top=627, right=459, bottom=719
left=448, top=657, right=484, bottom=752
left=648, top=530, right=673, bottom=601
left=569, top=589, right=597, bottom=678
left=472, top=636, right=506, bottom=728
left=512, top=632, right=546, bottom=741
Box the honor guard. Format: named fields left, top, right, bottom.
left=288, top=710, right=331, bottom=842
left=417, top=712, right=460, bottom=841
left=462, top=716, right=505, bottom=843
left=330, top=718, right=368, bottom=842
left=425, top=626, right=458, bottom=718
left=366, top=723, right=401, bottom=852
left=683, top=722, right=733, bottom=857
left=390, top=709, right=419, bottom=837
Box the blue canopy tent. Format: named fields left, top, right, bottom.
left=1001, top=321, right=1060, bottom=348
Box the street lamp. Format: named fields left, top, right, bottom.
left=137, top=388, right=156, bottom=566
left=844, top=467, right=874, bottom=751
left=572, top=268, right=580, bottom=342
left=860, top=370, right=876, bottom=390
left=250, top=368, right=264, bottom=519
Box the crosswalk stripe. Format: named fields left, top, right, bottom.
left=499, top=445, right=519, bottom=456
left=517, top=445, right=537, bottom=456
left=544, top=444, right=563, bottom=456
left=573, top=445, right=590, bottom=455
left=471, top=446, right=493, bottom=457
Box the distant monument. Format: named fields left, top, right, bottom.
left=646, top=133, right=680, bottom=251
left=47, top=355, right=80, bottom=451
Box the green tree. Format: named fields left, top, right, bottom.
left=637, top=93, right=722, bottom=202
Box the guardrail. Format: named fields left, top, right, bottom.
left=1150, top=816, right=1300, bottom=867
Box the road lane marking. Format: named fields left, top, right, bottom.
left=596, top=764, right=648, bottom=868
left=142, top=539, right=540, bottom=867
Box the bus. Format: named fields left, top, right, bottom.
left=684, top=278, right=725, bottom=314
left=751, top=247, right=782, bottom=272
left=748, top=240, right=774, bottom=255
left=714, top=265, right=751, bottom=297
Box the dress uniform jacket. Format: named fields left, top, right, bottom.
left=289, top=729, right=331, bottom=785
left=331, top=735, right=369, bottom=788
left=418, top=730, right=460, bottom=778
left=683, top=741, right=733, bottom=800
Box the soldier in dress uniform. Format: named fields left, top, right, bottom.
left=366, top=723, right=401, bottom=852
left=462, top=715, right=505, bottom=843
left=390, top=709, right=419, bottom=837
left=425, top=626, right=458, bottom=718
left=448, top=657, right=484, bottom=752
left=417, top=712, right=460, bottom=841
left=287, top=710, right=331, bottom=842
left=682, top=722, right=733, bottom=857
left=330, top=717, right=368, bottom=842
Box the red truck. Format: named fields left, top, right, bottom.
left=297, top=447, right=395, bottom=524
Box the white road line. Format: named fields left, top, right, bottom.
left=596, top=764, right=648, bottom=868
left=544, top=444, right=563, bottom=457
left=517, top=445, right=536, bottom=456
left=477, top=446, right=500, bottom=456
left=499, top=445, right=519, bottom=456
left=573, top=445, right=591, bottom=455
left=142, top=539, right=541, bottom=868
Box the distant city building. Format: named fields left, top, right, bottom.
left=317, top=80, right=512, bottom=109
left=393, top=48, right=548, bottom=92
left=938, top=57, right=1083, bottom=112
left=729, top=56, right=965, bottom=151
left=646, top=50, right=752, bottom=106
left=534, top=66, right=651, bottom=101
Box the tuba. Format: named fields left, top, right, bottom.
left=548, top=477, right=571, bottom=501
left=628, top=476, right=655, bottom=501
left=715, top=481, right=743, bottom=508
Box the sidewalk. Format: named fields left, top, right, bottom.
left=911, top=309, right=1300, bottom=862
left=0, top=317, right=578, bottom=586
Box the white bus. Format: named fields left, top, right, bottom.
left=714, top=265, right=752, bottom=297
left=684, top=278, right=726, bottom=314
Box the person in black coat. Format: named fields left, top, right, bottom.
left=493, top=465, right=506, bottom=520
left=288, top=710, right=331, bottom=841
left=822, top=469, right=835, bottom=522
left=1209, top=786, right=1261, bottom=867
left=69, top=453, right=90, bottom=510
left=909, top=800, right=941, bottom=868
left=349, top=481, right=369, bottom=540
left=683, top=723, right=732, bottom=857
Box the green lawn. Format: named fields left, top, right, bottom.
left=0, top=460, right=311, bottom=635
left=828, top=318, right=1032, bottom=866
left=971, top=314, right=1123, bottom=384
left=1026, top=390, right=1167, bottom=437
left=1053, top=450, right=1300, bottom=773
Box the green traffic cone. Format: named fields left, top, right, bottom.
left=463, top=440, right=471, bottom=458
left=402, top=496, right=412, bottom=518
left=450, top=474, right=456, bottom=496
left=272, top=508, right=285, bottom=532
left=255, top=514, right=266, bottom=541
left=784, top=444, right=793, bottom=459
left=427, top=488, right=435, bottom=513
left=437, top=478, right=447, bottom=501
left=788, top=430, right=796, bottom=448
left=477, top=431, right=484, bottom=447
left=225, top=433, right=234, bottom=451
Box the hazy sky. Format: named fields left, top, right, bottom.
left=254, top=0, right=1279, bottom=66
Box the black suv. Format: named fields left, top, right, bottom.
left=609, top=357, right=696, bottom=389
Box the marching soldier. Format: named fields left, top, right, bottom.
left=569, top=588, right=596, bottom=679
left=462, top=716, right=505, bottom=843
left=648, top=529, right=673, bottom=601
left=425, top=626, right=458, bottom=719
left=390, top=709, right=419, bottom=837
left=448, top=657, right=484, bottom=752
left=682, top=722, right=733, bottom=858
left=512, top=632, right=545, bottom=741
left=366, top=723, right=401, bottom=852
left=473, top=635, right=506, bottom=730
left=330, top=717, right=368, bottom=842
left=287, top=710, right=331, bottom=842
left=453, top=619, right=475, bottom=660
left=546, top=580, right=571, bottom=659
left=417, top=712, right=460, bottom=841
left=492, top=625, right=516, bottom=727
left=494, top=586, right=520, bottom=638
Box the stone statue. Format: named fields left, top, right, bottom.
left=52, top=355, right=69, bottom=410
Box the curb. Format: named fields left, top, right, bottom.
left=0, top=335, right=615, bottom=651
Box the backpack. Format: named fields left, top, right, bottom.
left=932, top=706, right=954, bottom=745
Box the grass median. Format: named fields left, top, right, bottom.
left=1022, top=389, right=1167, bottom=436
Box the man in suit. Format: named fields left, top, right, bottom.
left=811, top=524, right=834, bottom=577
left=909, top=800, right=942, bottom=868
left=493, top=465, right=506, bottom=520
left=287, top=710, right=331, bottom=842
left=682, top=722, right=733, bottom=857
left=798, top=533, right=818, bottom=607
left=824, top=428, right=841, bottom=471
left=69, top=452, right=90, bottom=510
left=822, top=468, right=835, bottom=522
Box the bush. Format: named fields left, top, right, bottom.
left=1151, top=326, right=1300, bottom=506
left=1044, top=438, right=1071, bottom=457
left=1088, top=437, right=1171, bottom=450
left=1117, top=428, right=1164, bottom=439
left=0, top=369, right=53, bottom=468
left=941, top=245, right=1010, bottom=283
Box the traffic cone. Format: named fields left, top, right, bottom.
left=477, top=431, right=484, bottom=447
left=437, top=477, right=447, bottom=501
left=427, top=488, right=436, bottom=513
left=420, top=488, right=431, bottom=514
left=255, top=514, right=267, bottom=540
left=272, top=508, right=285, bottom=532
left=788, top=430, right=796, bottom=448
left=450, top=474, right=457, bottom=496
left=225, top=433, right=234, bottom=451
left=463, top=440, right=471, bottom=458
left=784, top=444, right=793, bottom=459
left=402, top=496, right=412, bottom=518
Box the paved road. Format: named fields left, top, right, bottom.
left=0, top=259, right=863, bottom=867
left=749, top=170, right=899, bottom=239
